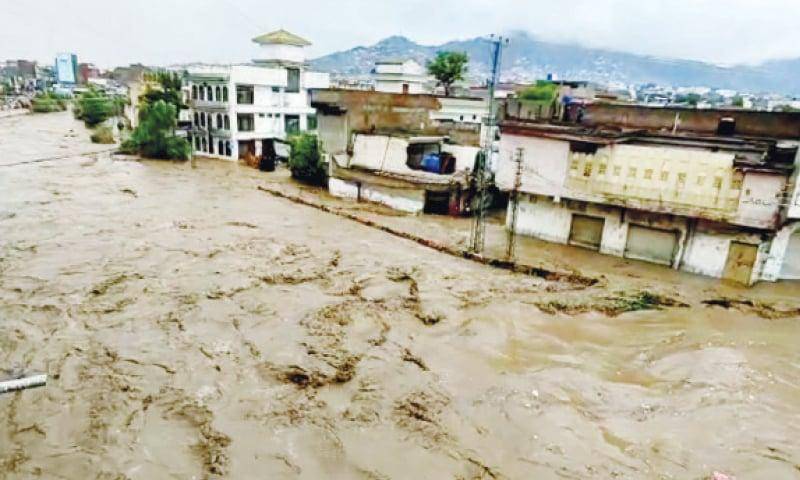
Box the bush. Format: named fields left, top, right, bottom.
left=75, top=88, right=122, bottom=127
left=288, top=133, right=325, bottom=184
left=90, top=125, right=115, bottom=144
left=518, top=81, right=558, bottom=102
left=30, top=92, right=68, bottom=113
left=121, top=100, right=190, bottom=160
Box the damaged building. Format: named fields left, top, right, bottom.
left=497, top=103, right=800, bottom=285
left=311, top=89, right=484, bottom=214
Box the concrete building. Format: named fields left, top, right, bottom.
left=311, top=89, right=482, bottom=214
left=497, top=103, right=800, bottom=285
left=373, top=59, right=428, bottom=94
left=185, top=30, right=329, bottom=162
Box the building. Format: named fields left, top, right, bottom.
left=185, top=30, right=330, bottom=162
left=54, top=53, right=78, bottom=85
left=78, top=63, right=100, bottom=84
left=496, top=103, right=800, bottom=285
left=311, top=89, right=482, bottom=214
left=373, top=59, right=428, bottom=94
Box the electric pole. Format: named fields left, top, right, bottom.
left=506, top=147, right=524, bottom=261
left=470, top=34, right=508, bottom=254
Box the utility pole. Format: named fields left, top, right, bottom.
left=506, top=147, right=524, bottom=261
left=470, top=34, right=508, bottom=254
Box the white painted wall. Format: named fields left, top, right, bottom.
left=255, top=44, right=306, bottom=63
left=361, top=184, right=424, bottom=213
left=328, top=177, right=359, bottom=200
left=680, top=229, right=732, bottom=278
left=735, top=172, right=785, bottom=228
left=496, top=135, right=570, bottom=196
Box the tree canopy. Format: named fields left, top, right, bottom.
left=140, top=71, right=184, bottom=119
left=121, top=100, right=190, bottom=160
left=427, top=51, right=468, bottom=96
left=288, top=133, right=326, bottom=185
left=75, top=88, right=122, bottom=127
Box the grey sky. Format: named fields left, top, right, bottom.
left=2, top=0, right=799, bottom=68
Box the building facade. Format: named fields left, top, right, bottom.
left=373, top=59, right=428, bottom=94
left=186, top=30, right=329, bottom=162
left=497, top=104, right=800, bottom=285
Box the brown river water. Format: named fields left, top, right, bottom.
left=1, top=111, right=799, bottom=479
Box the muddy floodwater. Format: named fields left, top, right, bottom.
left=2, top=111, right=800, bottom=479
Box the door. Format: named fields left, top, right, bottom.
left=625, top=225, right=678, bottom=266
left=780, top=232, right=800, bottom=279
left=402, top=83, right=409, bottom=94
left=722, top=241, right=758, bottom=285
left=569, top=215, right=604, bottom=250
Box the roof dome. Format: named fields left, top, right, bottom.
left=251, top=29, right=311, bottom=47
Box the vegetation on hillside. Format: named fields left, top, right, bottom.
left=288, top=133, right=326, bottom=184
left=427, top=51, right=468, bottom=96
left=120, top=100, right=191, bottom=160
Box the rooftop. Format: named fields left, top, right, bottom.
left=251, top=29, right=311, bottom=47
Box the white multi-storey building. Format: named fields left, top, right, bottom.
left=186, top=30, right=330, bottom=161
left=373, top=59, right=428, bottom=94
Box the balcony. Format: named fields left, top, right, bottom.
left=189, top=99, right=228, bottom=111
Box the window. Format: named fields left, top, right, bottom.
left=660, top=171, right=669, bottom=182
left=193, top=112, right=199, bottom=126
left=583, top=163, right=593, bottom=177
left=628, top=167, right=637, bottom=178
left=216, top=114, right=223, bottom=129
left=200, top=86, right=205, bottom=101
left=677, top=172, right=687, bottom=187
left=223, top=115, right=230, bottom=130
left=200, top=112, right=206, bottom=127
left=237, top=113, right=254, bottom=131
left=222, top=86, right=228, bottom=102
left=225, top=141, right=231, bottom=156
left=696, top=175, right=705, bottom=186
left=208, top=136, right=214, bottom=154
left=207, top=86, right=213, bottom=101
left=644, top=168, right=653, bottom=180
left=286, top=68, right=300, bottom=93
left=259, top=113, right=265, bottom=118
left=284, top=114, right=300, bottom=134
left=201, top=137, right=207, bottom=151
left=597, top=163, right=607, bottom=175
left=218, top=140, right=223, bottom=155
left=194, top=136, right=200, bottom=150
left=236, top=84, right=254, bottom=104
left=713, top=176, right=723, bottom=189
left=215, top=86, right=221, bottom=102
left=191, top=85, right=198, bottom=100
left=307, top=114, right=317, bottom=130
left=731, top=173, right=743, bottom=190
left=272, top=86, right=280, bottom=93
left=613, top=165, right=621, bottom=176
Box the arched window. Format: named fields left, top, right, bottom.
left=216, top=114, right=223, bottom=129
left=200, top=113, right=206, bottom=127
left=209, top=136, right=214, bottom=154
left=194, top=136, right=200, bottom=150
left=215, top=86, right=221, bottom=101
left=218, top=140, right=224, bottom=155
left=225, top=141, right=231, bottom=156
left=199, top=85, right=205, bottom=101
left=191, top=85, right=198, bottom=100
left=222, top=86, right=228, bottom=102
left=207, top=86, right=213, bottom=101
left=193, top=112, right=199, bottom=126
left=201, top=137, right=207, bottom=151
left=223, top=115, right=230, bottom=130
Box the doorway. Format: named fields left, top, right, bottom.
left=722, top=241, right=758, bottom=285
left=569, top=215, right=604, bottom=250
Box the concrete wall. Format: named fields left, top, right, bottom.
left=582, top=103, right=800, bottom=139
left=361, top=184, right=424, bottom=213
left=762, top=221, right=800, bottom=281
left=496, top=135, right=570, bottom=196
left=328, top=177, right=359, bottom=200
left=735, top=172, right=786, bottom=229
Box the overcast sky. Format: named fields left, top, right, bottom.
left=2, top=0, right=799, bottom=68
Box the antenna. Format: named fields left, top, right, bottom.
left=470, top=34, right=508, bottom=254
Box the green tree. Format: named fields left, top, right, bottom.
left=732, top=95, right=744, bottom=108
left=427, top=51, right=468, bottom=96
left=140, top=71, right=184, bottom=119
left=287, top=133, right=325, bottom=184
left=121, top=100, right=190, bottom=160
left=75, top=88, right=121, bottom=127
left=518, top=81, right=558, bottom=102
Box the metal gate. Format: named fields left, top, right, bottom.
left=625, top=225, right=678, bottom=266
left=723, top=241, right=759, bottom=285
left=569, top=215, right=604, bottom=250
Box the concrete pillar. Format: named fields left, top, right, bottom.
left=761, top=221, right=799, bottom=281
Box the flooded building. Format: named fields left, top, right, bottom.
left=185, top=30, right=329, bottom=162
left=311, top=89, right=483, bottom=214
left=497, top=103, right=800, bottom=284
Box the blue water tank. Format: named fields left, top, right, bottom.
left=421, top=153, right=441, bottom=173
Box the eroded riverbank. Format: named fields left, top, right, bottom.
left=1, top=112, right=799, bottom=479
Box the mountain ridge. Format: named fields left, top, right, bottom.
left=310, top=32, right=800, bottom=95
